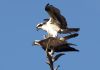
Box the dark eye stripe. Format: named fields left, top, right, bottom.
left=38, top=24, right=42, bottom=26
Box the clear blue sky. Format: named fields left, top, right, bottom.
left=0, top=0, right=100, bottom=70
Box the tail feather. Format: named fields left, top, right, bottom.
left=55, top=44, right=79, bottom=52
left=61, top=28, right=80, bottom=34
left=67, top=43, right=77, bottom=46
left=56, top=46, right=79, bottom=52
left=68, top=28, right=80, bottom=32
left=63, top=33, right=79, bottom=40
left=66, top=47, right=79, bottom=52
left=63, top=46, right=79, bottom=52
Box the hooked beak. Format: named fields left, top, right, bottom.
left=36, top=26, right=40, bottom=31
left=32, top=40, right=40, bottom=46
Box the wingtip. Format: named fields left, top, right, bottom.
left=63, top=33, right=79, bottom=40
left=45, top=3, right=50, bottom=8
left=73, top=33, right=79, bottom=37
left=77, top=28, right=80, bottom=31
left=75, top=49, right=79, bottom=52
left=47, top=3, right=50, bottom=6
left=71, top=47, right=79, bottom=52
left=45, top=3, right=52, bottom=11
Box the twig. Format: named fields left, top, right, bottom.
left=45, top=38, right=63, bottom=70
left=54, top=65, right=60, bottom=70
left=46, top=39, right=54, bottom=70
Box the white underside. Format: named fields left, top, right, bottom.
left=41, top=18, right=60, bottom=37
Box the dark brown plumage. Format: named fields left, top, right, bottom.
left=45, top=3, right=67, bottom=29
left=33, top=33, right=79, bottom=52
left=45, top=3, right=80, bottom=33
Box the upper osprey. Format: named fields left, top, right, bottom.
left=36, top=3, right=80, bottom=38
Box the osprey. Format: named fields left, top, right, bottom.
left=33, top=33, right=79, bottom=54
left=36, top=4, right=80, bottom=37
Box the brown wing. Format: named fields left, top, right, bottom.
left=39, top=37, right=66, bottom=49
left=48, top=37, right=66, bottom=47
left=54, top=44, right=79, bottom=52
left=45, top=3, right=60, bottom=20
left=45, top=3, right=67, bottom=29
left=63, top=33, right=79, bottom=40
left=38, top=37, right=79, bottom=52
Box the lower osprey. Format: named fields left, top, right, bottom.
left=36, top=4, right=80, bottom=38
left=33, top=33, right=79, bottom=55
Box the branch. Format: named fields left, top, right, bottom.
left=46, top=39, right=54, bottom=70
left=45, top=39, right=64, bottom=70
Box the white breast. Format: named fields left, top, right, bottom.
left=41, top=18, right=60, bottom=37
left=47, top=20, right=60, bottom=37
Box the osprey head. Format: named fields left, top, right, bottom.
left=36, top=21, right=47, bottom=31
left=36, top=23, right=43, bottom=31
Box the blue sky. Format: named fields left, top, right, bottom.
left=0, top=0, right=100, bottom=70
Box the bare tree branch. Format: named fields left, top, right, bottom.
left=46, top=39, right=54, bottom=70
